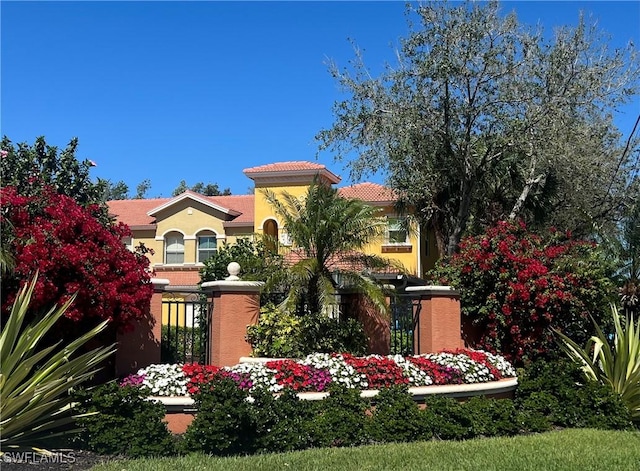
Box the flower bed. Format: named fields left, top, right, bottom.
left=121, top=348, right=517, bottom=434
left=122, top=348, right=516, bottom=397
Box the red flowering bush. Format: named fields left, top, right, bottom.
left=430, top=220, right=615, bottom=365
left=265, top=359, right=332, bottom=392
left=1, top=186, right=153, bottom=332
left=342, top=354, right=410, bottom=389
left=407, top=357, right=465, bottom=385
left=182, top=363, right=221, bottom=395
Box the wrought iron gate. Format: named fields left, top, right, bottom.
left=389, top=294, right=421, bottom=356
left=161, top=291, right=212, bottom=364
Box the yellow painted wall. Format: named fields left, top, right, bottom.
left=360, top=208, right=421, bottom=276
left=128, top=229, right=163, bottom=266
left=125, top=178, right=436, bottom=279
left=253, top=181, right=310, bottom=236
left=253, top=180, right=423, bottom=277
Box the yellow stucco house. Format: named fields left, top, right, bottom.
left=107, top=161, right=437, bottom=291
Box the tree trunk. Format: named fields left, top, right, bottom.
left=447, top=177, right=474, bottom=256
left=509, top=150, right=546, bottom=221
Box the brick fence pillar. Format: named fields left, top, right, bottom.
left=201, top=278, right=263, bottom=367
left=405, top=285, right=463, bottom=354
left=115, top=278, right=169, bottom=376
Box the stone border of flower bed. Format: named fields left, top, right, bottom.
left=152, top=376, right=518, bottom=410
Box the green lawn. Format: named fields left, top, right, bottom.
left=91, top=428, right=640, bottom=471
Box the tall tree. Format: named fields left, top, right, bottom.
left=172, top=180, right=231, bottom=197
left=100, top=179, right=129, bottom=200
left=135, top=179, right=151, bottom=199
left=317, top=0, right=639, bottom=256
left=262, top=181, right=394, bottom=316
left=1, top=136, right=106, bottom=209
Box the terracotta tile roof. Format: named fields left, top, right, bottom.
left=107, top=194, right=255, bottom=228
left=208, top=195, right=254, bottom=226
left=283, top=248, right=402, bottom=274
left=243, top=161, right=341, bottom=184
left=338, top=182, right=397, bottom=203
left=243, top=161, right=327, bottom=173
left=107, top=198, right=164, bottom=226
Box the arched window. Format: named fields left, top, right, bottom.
left=165, top=232, right=185, bottom=264
left=197, top=231, right=217, bottom=263
left=263, top=219, right=279, bottom=252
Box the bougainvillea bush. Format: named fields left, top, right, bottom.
left=121, top=348, right=516, bottom=397
left=429, top=220, right=615, bottom=366
left=0, top=186, right=153, bottom=333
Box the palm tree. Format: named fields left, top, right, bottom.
left=262, top=180, right=398, bottom=317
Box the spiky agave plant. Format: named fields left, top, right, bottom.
left=554, top=305, right=640, bottom=421
left=0, top=274, right=116, bottom=453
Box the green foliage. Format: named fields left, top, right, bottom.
left=200, top=238, right=285, bottom=283
left=515, top=358, right=634, bottom=430
left=298, top=312, right=369, bottom=356
left=1, top=136, right=109, bottom=219
left=367, top=385, right=430, bottom=443
left=249, top=387, right=316, bottom=453
left=430, top=221, right=615, bottom=365
left=0, top=275, right=115, bottom=452
left=246, top=303, right=305, bottom=358
left=246, top=304, right=369, bottom=357
left=308, top=384, right=369, bottom=448
left=172, top=180, right=231, bottom=197
left=71, top=383, right=175, bottom=457
left=317, top=0, right=640, bottom=256
left=464, top=396, right=520, bottom=437
left=134, top=179, right=151, bottom=199
left=182, top=378, right=255, bottom=456
left=554, top=305, right=640, bottom=421
left=101, top=179, right=129, bottom=200
left=423, top=397, right=475, bottom=440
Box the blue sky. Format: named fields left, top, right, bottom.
left=2, top=1, right=639, bottom=198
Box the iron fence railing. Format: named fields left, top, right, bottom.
left=161, top=292, right=212, bottom=364
left=390, top=295, right=420, bottom=356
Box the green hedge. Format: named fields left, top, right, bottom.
left=70, top=359, right=634, bottom=458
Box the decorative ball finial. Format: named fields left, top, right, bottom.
left=226, top=262, right=241, bottom=281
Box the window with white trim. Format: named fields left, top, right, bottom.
left=164, top=232, right=185, bottom=264
left=197, top=234, right=217, bottom=263
left=385, top=217, right=408, bottom=244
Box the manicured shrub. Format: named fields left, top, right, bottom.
left=422, top=396, right=475, bottom=440
left=71, top=382, right=175, bottom=458
left=514, top=392, right=555, bottom=433
left=182, top=377, right=255, bottom=456
left=308, top=384, right=370, bottom=448
left=367, top=385, right=431, bottom=443
left=515, top=359, right=634, bottom=430
left=429, top=220, right=615, bottom=365
left=464, top=396, right=520, bottom=437
left=249, top=387, right=317, bottom=454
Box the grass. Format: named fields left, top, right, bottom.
left=91, top=428, right=640, bottom=471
